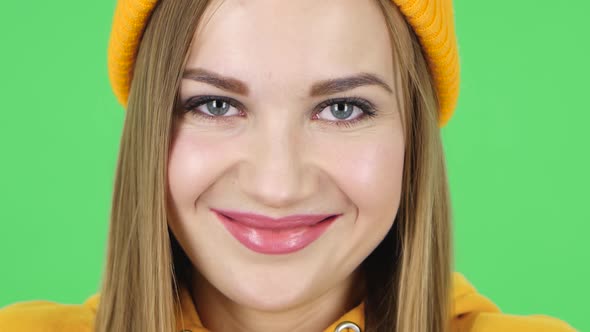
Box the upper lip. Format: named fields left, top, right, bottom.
left=211, top=208, right=339, bottom=230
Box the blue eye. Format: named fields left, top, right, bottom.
left=182, top=95, right=378, bottom=128
left=317, top=102, right=362, bottom=121
left=313, top=97, right=377, bottom=127
left=205, top=99, right=231, bottom=115
left=185, top=96, right=242, bottom=118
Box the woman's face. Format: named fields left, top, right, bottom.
left=168, top=0, right=405, bottom=311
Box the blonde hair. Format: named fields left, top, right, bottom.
left=95, top=0, right=453, bottom=331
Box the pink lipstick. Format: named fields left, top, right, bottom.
left=211, top=208, right=339, bottom=254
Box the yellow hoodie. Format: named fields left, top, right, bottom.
left=0, top=273, right=576, bottom=331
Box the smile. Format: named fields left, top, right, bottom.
left=211, top=208, right=340, bottom=255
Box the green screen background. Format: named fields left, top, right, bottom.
left=0, top=0, right=587, bottom=330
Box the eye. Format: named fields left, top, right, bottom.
left=314, top=97, right=376, bottom=124
left=317, top=102, right=363, bottom=121
left=184, top=96, right=243, bottom=118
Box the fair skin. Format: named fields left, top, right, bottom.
left=167, top=0, right=405, bottom=331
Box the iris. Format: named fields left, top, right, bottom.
left=330, top=103, right=354, bottom=119
left=207, top=100, right=230, bottom=115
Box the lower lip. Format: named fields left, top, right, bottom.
left=214, top=212, right=337, bottom=255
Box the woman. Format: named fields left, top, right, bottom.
left=0, top=0, right=577, bottom=331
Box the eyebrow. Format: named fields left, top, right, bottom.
left=310, top=72, right=393, bottom=96
left=183, top=68, right=250, bottom=96
left=182, top=68, right=393, bottom=97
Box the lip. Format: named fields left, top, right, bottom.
left=211, top=208, right=340, bottom=255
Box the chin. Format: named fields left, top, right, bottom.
left=216, top=266, right=322, bottom=312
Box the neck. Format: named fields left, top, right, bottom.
left=190, top=268, right=365, bottom=332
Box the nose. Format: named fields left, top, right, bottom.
left=238, top=114, right=316, bottom=208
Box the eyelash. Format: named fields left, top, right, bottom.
left=182, top=95, right=377, bottom=128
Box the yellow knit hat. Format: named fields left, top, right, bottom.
left=107, top=0, right=460, bottom=127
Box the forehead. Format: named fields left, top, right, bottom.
left=185, top=0, right=395, bottom=94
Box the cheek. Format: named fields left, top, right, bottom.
left=167, top=129, right=233, bottom=210
left=316, top=131, right=404, bottom=223
left=305, top=128, right=404, bottom=278
left=352, top=144, right=403, bottom=224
